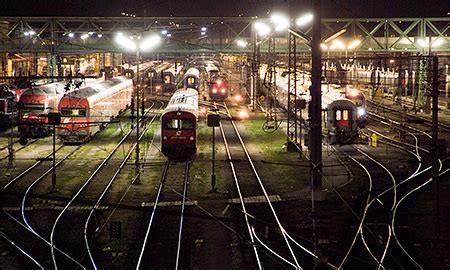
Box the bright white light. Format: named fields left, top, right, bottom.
left=139, top=34, right=161, bottom=51
left=417, top=39, right=428, bottom=48
left=115, top=34, right=137, bottom=51
left=432, top=38, right=444, bottom=48
left=88, top=32, right=94, bottom=35
left=80, top=33, right=89, bottom=40
left=296, top=13, right=313, bottom=27
left=236, top=39, right=248, bottom=47
left=330, top=39, right=346, bottom=50
left=254, top=21, right=271, bottom=36
left=271, top=13, right=289, bottom=32
left=68, top=32, right=74, bottom=38
left=357, top=107, right=366, bottom=117
left=347, top=39, right=361, bottom=50
left=320, top=43, right=328, bottom=50
left=28, top=30, right=36, bottom=36
left=201, top=31, right=206, bottom=35
left=234, top=94, right=242, bottom=102
left=161, top=30, right=168, bottom=35
left=238, top=110, right=249, bottom=119
left=97, top=33, right=103, bottom=38
left=24, top=32, right=29, bottom=36
left=166, top=33, right=172, bottom=37
left=201, top=27, right=207, bottom=31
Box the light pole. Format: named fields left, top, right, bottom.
left=115, top=32, right=161, bottom=183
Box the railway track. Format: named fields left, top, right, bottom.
left=218, top=102, right=317, bottom=269
left=136, top=160, right=191, bottom=269
left=334, top=119, right=445, bottom=269
left=47, top=103, right=160, bottom=268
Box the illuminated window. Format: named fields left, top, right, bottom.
left=164, top=75, right=172, bottom=83
left=343, top=110, right=348, bottom=120
left=187, top=77, right=195, bottom=85
left=336, top=110, right=341, bottom=120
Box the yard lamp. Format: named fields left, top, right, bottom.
left=115, top=32, right=161, bottom=183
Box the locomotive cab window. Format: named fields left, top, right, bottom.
left=187, top=77, right=195, bottom=85
left=22, top=104, right=45, bottom=112
left=336, top=110, right=342, bottom=120
left=343, top=110, right=348, bottom=120
left=61, top=108, right=87, bottom=117
left=163, top=118, right=195, bottom=129
left=164, top=75, right=172, bottom=83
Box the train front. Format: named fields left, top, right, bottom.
left=58, top=97, right=90, bottom=143
left=18, top=89, right=53, bottom=137
left=161, top=89, right=199, bottom=160
left=208, top=78, right=229, bottom=101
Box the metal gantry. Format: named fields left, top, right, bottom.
left=0, top=16, right=448, bottom=54
left=287, top=32, right=298, bottom=146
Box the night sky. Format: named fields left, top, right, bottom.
left=0, top=0, right=446, bottom=18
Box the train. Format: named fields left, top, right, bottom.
left=182, top=67, right=200, bottom=90
left=0, top=84, right=19, bottom=129
left=161, top=64, right=178, bottom=93
left=321, top=90, right=359, bottom=144
left=18, top=82, right=67, bottom=138
left=58, top=76, right=133, bottom=144
left=161, top=88, right=199, bottom=160
left=260, top=65, right=365, bottom=144
left=0, top=81, right=34, bottom=130
left=208, top=78, right=229, bottom=102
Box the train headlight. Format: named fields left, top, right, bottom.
left=221, top=88, right=226, bottom=93
left=238, top=110, right=249, bottom=119
left=357, top=107, right=366, bottom=117
left=212, top=88, right=217, bottom=93
left=189, top=136, right=194, bottom=141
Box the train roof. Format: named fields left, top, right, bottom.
left=61, top=76, right=131, bottom=100
left=162, top=88, right=199, bottom=118
left=184, top=67, right=200, bottom=77
left=21, top=82, right=66, bottom=97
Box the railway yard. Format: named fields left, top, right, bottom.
left=0, top=11, right=449, bottom=270
left=0, top=59, right=449, bottom=269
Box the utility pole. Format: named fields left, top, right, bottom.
left=431, top=56, right=440, bottom=240
left=135, top=50, right=141, bottom=184
left=310, top=0, right=323, bottom=199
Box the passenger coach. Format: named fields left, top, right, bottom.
left=58, top=76, right=133, bottom=143
left=161, top=88, right=198, bottom=160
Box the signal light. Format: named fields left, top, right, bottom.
left=221, top=88, right=226, bottom=93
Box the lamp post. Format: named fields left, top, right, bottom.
left=115, top=33, right=161, bottom=183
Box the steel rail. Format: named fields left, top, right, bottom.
left=223, top=102, right=305, bottom=268
left=175, top=161, right=191, bottom=269
left=217, top=104, right=263, bottom=269
left=50, top=115, right=138, bottom=269
left=84, top=108, right=160, bottom=269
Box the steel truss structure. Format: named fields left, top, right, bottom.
left=0, top=17, right=448, bottom=54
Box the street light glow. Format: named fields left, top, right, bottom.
left=296, top=13, right=313, bottom=27
left=320, top=43, right=328, bottom=50
left=254, top=21, right=271, bottom=36
left=68, top=32, right=74, bottom=38
left=80, top=33, right=89, bottom=40
left=236, top=39, right=248, bottom=47
left=139, top=34, right=161, bottom=51
left=330, top=39, right=346, bottom=50
left=347, top=39, right=361, bottom=50
left=270, top=13, right=289, bottom=32
left=115, top=33, right=137, bottom=51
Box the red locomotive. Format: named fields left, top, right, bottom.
left=161, top=88, right=198, bottom=160
left=58, top=76, right=133, bottom=144
left=18, top=82, right=66, bottom=137
left=208, top=78, right=229, bottom=102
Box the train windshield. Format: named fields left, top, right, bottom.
left=163, top=74, right=172, bottom=84
left=163, top=118, right=195, bottom=129
left=61, top=108, right=87, bottom=117
left=187, top=77, right=196, bottom=85
left=21, top=103, right=45, bottom=112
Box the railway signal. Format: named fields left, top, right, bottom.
left=207, top=111, right=220, bottom=192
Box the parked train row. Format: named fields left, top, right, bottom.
left=260, top=65, right=367, bottom=145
